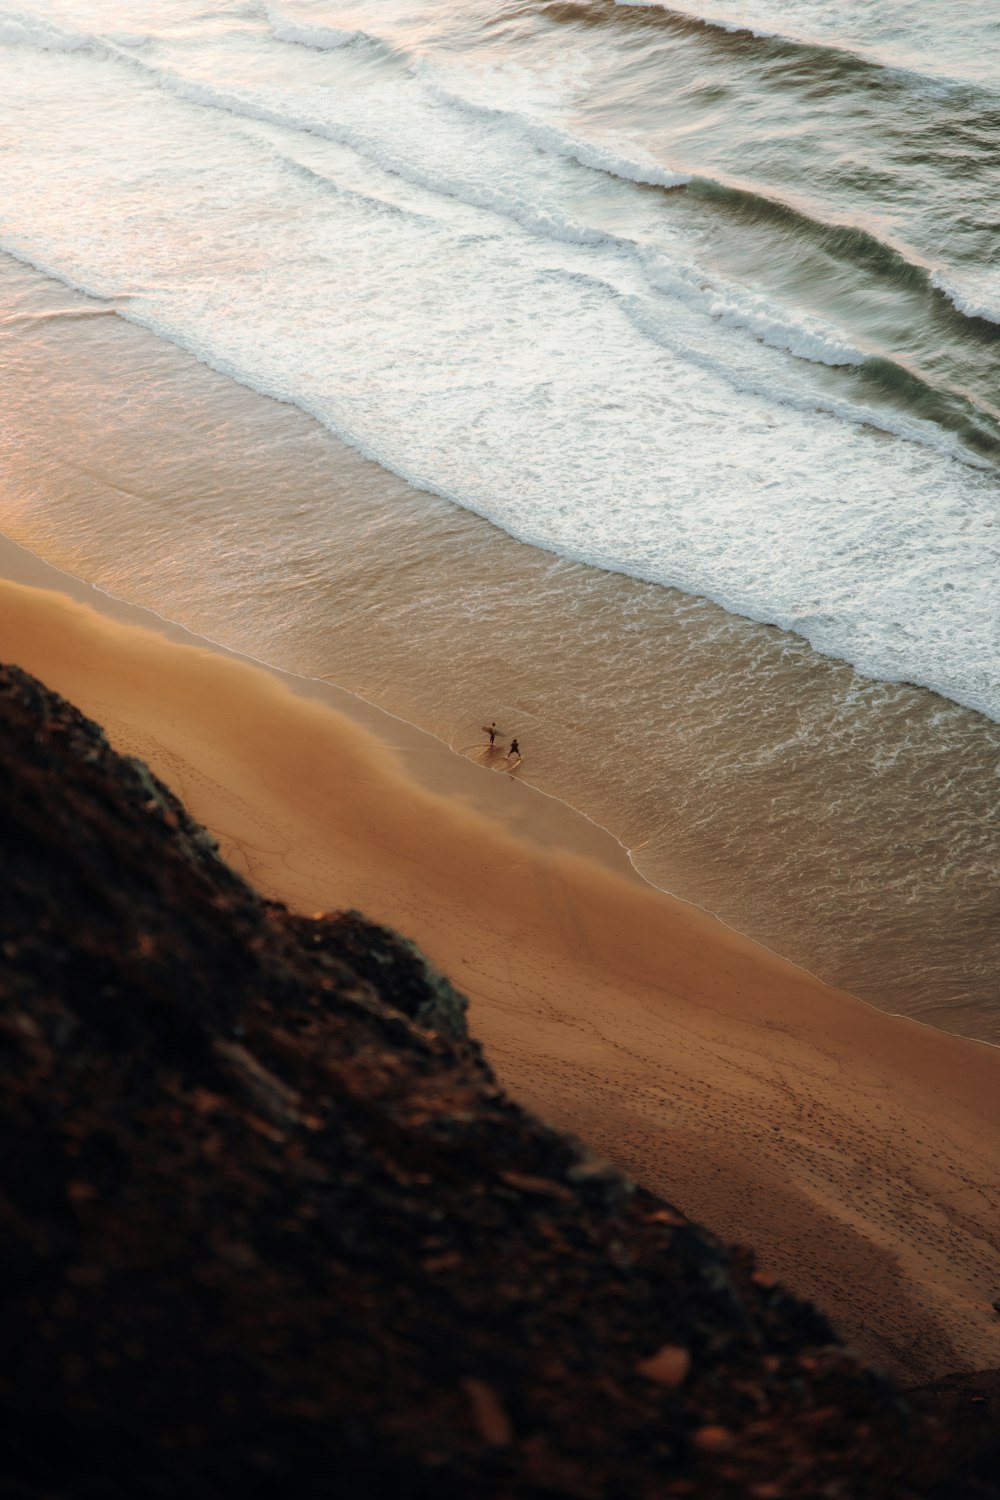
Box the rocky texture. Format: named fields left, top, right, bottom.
left=0, top=661, right=996, bottom=1499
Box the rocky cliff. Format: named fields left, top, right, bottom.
left=1, top=662, right=995, bottom=1498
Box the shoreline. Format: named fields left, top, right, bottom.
left=4, top=240, right=1000, bottom=1047
left=3, top=552, right=1000, bottom=1386
left=0, top=530, right=644, bottom=888
left=4, top=528, right=996, bottom=1057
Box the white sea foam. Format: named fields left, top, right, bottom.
left=0, top=0, right=973, bottom=371
left=421, top=74, right=692, bottom=192
left=615, top=292, right=983, bottom=466
left=636, top=253, right=864, bottom=367
left=0, top=0, right=998, bottom=727
left=264, top=3, right=371, bottom=52
left=613, top=0, right=1000, bottom=93
left=134, top=38, right=871, bottom=376
left=930, top=270, right=1000, bottom=328
left=0, top=7, right=84, bottom=49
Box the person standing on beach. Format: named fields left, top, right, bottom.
left=487, top=721, right=497, bottom=748
left=507, top=737, right=520, bottom=760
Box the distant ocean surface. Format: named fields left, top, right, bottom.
left=1, top=0, right=998, bottom=1041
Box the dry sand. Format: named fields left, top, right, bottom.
left=2, top=560, right=999, bottom=1387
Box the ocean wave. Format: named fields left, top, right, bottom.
left=930, top=271, right=1000, bottom=328
left=5, top=2, right=992, bottom=360
left=0, top=6, right=85, bottom=51
left=413, top=73, right=882, bottom=367
left=236, top=72, right=880, bottom=376
left=264, top=3, right=376, bottom=53
left=152, top=69, right=618, bottom=250
left=6, top=3, right=996, bottom=471
left=421, top=74, right=692, bottom=192
left=268, top=147, right=438, bottom=225
left=28, top=18, right=991, bottom=415
left=682, top=175, right=1000, bottom=340
left=198, top=56, right=1000, bottom=353
left=634, top=251, right=862, bottom=366
left=608, top=0, right=998, bottom=99
left=0, top=4, right=149, bottom=53
left=412, top=60, right=1000, bottom=351
left=855, top=355, right=1000, bottom=457
left=196, top=100, right=1000, bottom=467
left=616, top=291, right=991, bottom=469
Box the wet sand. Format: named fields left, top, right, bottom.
left=3, top=564, right=999, bottom=1387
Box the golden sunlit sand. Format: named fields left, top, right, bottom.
left=3, top=564, right=999, bottom=1386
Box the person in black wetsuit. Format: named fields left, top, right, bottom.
left=507, top=737, right=520, bottom=760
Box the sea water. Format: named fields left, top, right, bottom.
left=0, top=0, right=998, bottom=1040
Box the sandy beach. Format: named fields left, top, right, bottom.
left=3, top=554, right=999, bottom=1388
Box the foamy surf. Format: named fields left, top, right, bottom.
left=612, top=0, right=1000, bottom=93
left=3, top=245, right=1000, bottom=1050
left=0, top=3, right=998, bottom=727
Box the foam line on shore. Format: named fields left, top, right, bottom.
left=2, top=556, right=1000, bottom=1386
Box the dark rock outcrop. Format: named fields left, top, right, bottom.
left=0, top=661, right=995, bottom=1498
